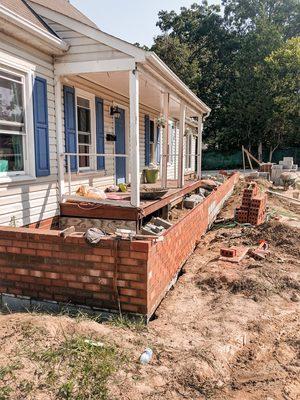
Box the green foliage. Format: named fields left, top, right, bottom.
left=151, top=0, right=300, bottom=154
left=28, top=336, right=126, bottom=400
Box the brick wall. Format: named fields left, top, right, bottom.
left=0, top=174, right=238, bottom=319
left=147, top=173, right=238, bottom=316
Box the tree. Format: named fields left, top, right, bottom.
left=151, top=0, right=300, bottom=154
left=263, top=37, right=300, bottom=160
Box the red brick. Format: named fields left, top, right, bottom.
left=44, top=272, right=60, bottom=280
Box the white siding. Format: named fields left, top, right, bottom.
left=0, top=32, right=59, bottom=227
left=42, top=18, right=130, bottom=63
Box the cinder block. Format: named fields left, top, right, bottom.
left=151, top=217, right=172, bottom=229
left=31, top=299, right=60, bottom=314
left=1, top=294, right=30, bottom=312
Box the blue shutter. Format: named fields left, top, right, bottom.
left=63, top=86, right=77, bottom=172
left=156, top=126, right=161, bottom=165
left=95, top=97, right=105, bottom=170
left=145, top=115, right=150, bottom=166
left=33, top=77, right=50, bottom=177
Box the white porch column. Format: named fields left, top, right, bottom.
left=178, top=102, right=186, bottom=188
left=54, top=76, right=65, bottom=200
left=129, top=67, right=140, bottom=207
left=197, top=115, right=203, bottom=179
left=161, top=92, right=170, bottom=188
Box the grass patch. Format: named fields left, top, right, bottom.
left=107, top=315, right=147, bottom=332
left=29, top=336, right=125, bottom=400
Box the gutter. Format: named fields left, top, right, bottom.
left=145, top=52, right=211, bottom=115
left=0, top=4, right=69, bottom=54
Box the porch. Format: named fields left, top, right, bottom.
left=60, top=176, right=203, bottom=223
left=54, top=54, right=211, bottom=212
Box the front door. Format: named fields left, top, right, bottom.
left=115, top=108, right=126, bottom=184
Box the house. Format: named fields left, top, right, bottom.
left=0, top=0, right=240, bottom=320
left=0, top=0, right=210, bottom=228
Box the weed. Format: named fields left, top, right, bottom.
left=0, top=385, right=12, bottom=400
left=107, top=315, right=147, bottom=332
left=0, top=361, right=23, bottom=380
left=18, top=380, right=34, bottom=395
left=30, top=336, right=125, bottom=400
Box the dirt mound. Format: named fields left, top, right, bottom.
left=244, top=221, right=300, bottom=257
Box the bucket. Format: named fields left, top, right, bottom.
left=144, top=168, right=159, bottom=184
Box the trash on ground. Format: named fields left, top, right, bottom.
left=140, top=348, right=153, bottom=365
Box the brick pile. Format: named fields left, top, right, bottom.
left=236, top=182, right=267, bottom=226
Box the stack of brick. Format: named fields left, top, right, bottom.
left=236, top=182, right=267, bottom=226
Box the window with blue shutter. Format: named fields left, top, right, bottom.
left=145, top=115, right=150, bottom=166
left=63, top=86, right=77, bottom=172
left=95, top=97, right=105, bottom=170
left=33, top=76, right=50, bottom=177
left=156, top=126, right=161, bottom=165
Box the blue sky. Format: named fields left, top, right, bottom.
left=71, top=0, right=221, bottom=47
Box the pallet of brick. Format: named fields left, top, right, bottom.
left=236, top=182, right=267, bottom=226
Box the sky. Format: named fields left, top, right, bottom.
left=71, top=0, right=221, bottom=47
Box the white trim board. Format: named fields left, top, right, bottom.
left=54, top=58, right=136, bottom=76
left=28, top=3, right=146, bottom=62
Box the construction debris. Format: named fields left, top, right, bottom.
left=236, top=182, right=267, bottom=226
left=249, top=240, right=270, bottom=260
left=219, top=246, right=249, bottom=263
left=142, top=217, right=172, bottom=236
left=184, top=194, right=204, bottom=209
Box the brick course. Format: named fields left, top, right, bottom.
left=0, top=174, right=238, bottom=319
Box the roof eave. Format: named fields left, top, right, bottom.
left=0, top=4, right=69, bottom=55
left=145, top=52, right=211, bottom=115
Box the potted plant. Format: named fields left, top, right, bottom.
left=144, top=163, right=160, bottom=184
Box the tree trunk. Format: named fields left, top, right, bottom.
left=269, top=145, right=278, bottom=162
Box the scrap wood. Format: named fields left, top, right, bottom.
left=219, top=246, right=249, bottom=263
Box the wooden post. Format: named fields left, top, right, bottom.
left=242, top=145, right=246, bottom=172
left=178, top=102, right=186, bottom=187
left=197, top=115, right=203, bottom=179
left=54, top=77, right=65, bottom=200
left=161, top=92, right=169, bottom=189
left=129, top=67, right=140, bottom=207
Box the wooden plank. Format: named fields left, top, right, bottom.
left=60, top=202, right=139, bottom=221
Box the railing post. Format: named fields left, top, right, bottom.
left=178, top=102, right=186, bottom=188
left=161, top=92, right=170, bottom=188
left=129, top=66, right=140, bottom=207
left=67, top=155, right=72, bottom=195
left=197, top=115, right=203, bottom=179
left=54, top=76, right=65, bottom=200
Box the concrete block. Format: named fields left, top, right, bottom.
left=31, top=300, right=60, bottom=314
left=184, top=198, right=198, bottom=209
left=1, top=294, right=30, bottom=312
left=151, top=217, right=172, bottom=230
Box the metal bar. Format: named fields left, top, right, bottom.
left=67, top=155, right=72, bottom=195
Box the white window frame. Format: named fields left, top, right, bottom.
left=0, top=52, right=36, bottom=183
left=75, top=88, right=96, bottom=172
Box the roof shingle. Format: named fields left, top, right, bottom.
left=29, top=0, right=98, bottom=28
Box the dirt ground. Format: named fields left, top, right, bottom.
left=0, top=177, right=299, bottom=400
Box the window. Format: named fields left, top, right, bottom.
left=149, top=120, right=155, bottom=164
left=0, top=69, right=25, bottom=175
left=77, top=96, right=92, bottom=169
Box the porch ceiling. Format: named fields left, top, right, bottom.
left=78, top=70, right=197, bottom=120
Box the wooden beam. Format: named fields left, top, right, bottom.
left=129, top=67, right=140, bottom=207
left=161, top=92, right=170, bottom=188
left=242, top=145, right=246, bottom=172
left=197, top=115, right=203, bottom=179
left=54, top=58, right=136, bottom=76
left=178, top=102, right=186, bottom=187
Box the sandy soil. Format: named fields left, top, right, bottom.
left=1, top=178, right=299, bottom=400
